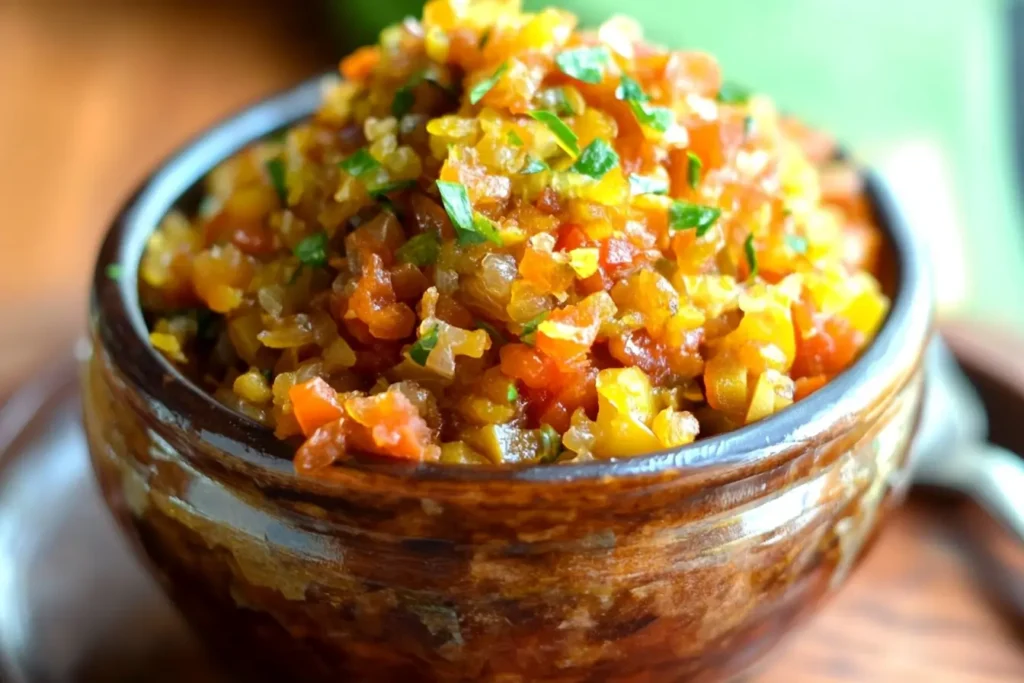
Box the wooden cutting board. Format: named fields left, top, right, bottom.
left=1, top=4, right=1022, bottom=681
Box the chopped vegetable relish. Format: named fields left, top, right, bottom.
left=139, top=0, right=888, bottom=468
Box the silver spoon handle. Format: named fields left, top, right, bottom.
left=961, top=442, right=1024, bottom=544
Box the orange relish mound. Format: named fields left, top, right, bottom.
left=139, top=0, right=889, bottom=468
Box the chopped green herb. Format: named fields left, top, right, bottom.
left=471, top=213, right=504, bottom=246
left=475, top=319, right=506, bottom=344
left=717, top=82, right=751, bottom=105
left=409, top=325, right=439, bottom=365
left=105, top=264, right=123, bottom=281
left=193, top=309, right=220, bottom=342
left=668, top=201, right=722, bottom=237
left=628, top=174, right=668, bottom=195
left=615, top=75, right=649, bottom=103
left=687, top=151, right=703, bottom=189
left=294, top=232, right=329, bottom=268
left=392, top=83, right=417, bottom=118
left=555, top=46, right=609, bottom=84
left=743, top=115, right=755, bottom=138
left=287, top=265, right=304, bottom=285
left=551, top=87, right=577, bottom=116
left=436, top=180, right=502, bottom=246
left=570, top=139, right=619, bottom=179
left=478, top=28, right=491, bottom=49
left=744, top=234, right=758, bottom=279
left=368, top=179, right=417, bottom=198
left=521, top=156, right=550, bottom=175
left=528, top=110, right=579, bottom=156
left=507, top=129, right=524, bottom=147
left=469, top=62, right=508, bottom=105
left=785, top=234, right=809, bottom=254
left=265, top=157, right=287, bottom=204
left=339, top=149, right=380, bottom=177
left=507, top=384, right=519, bottom=402
left=392, top=69, right=443, bottom=118
left=628, top=100, right=673, bottom=133
left=423, top=76, right=457, bottom=99
left=261, top=368, right=274, bottom=383
left=520, top=311, right=547, bottom=345
left=377, top=196, right=401, bottom=217
left=537, top=424, right=564, bottom=463
left=395, top=232, right=441, bottom=266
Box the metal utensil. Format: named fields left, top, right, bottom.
left=914, top=340, right=1024, bottom=542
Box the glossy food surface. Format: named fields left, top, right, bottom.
left=138, top=0, right=888, bottom=467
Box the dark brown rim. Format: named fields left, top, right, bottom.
left=90, top=73, right=932, bottom=485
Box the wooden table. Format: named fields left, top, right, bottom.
left=1, top=4, right=1021, bottom=681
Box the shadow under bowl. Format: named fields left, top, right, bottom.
left=82, top=74, right=932, bottom=683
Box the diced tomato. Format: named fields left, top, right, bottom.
left=790, top=299, right=864, bottom=379
left=346, top=254, right=416, bottom=340
left=295, top=418, right=348, bottom=472
left=289, top=378, right=345, bottom=438
left=500, top=344, right=563, bottom=390
left=794, top=375, right=829, bottom=401
left=599, top=237, right=642, bottom=278
left=555, top=223, right=590, bottom=251
left=344, top=390, right=438, bottom=461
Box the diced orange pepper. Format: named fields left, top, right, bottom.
left=289, top=378, right=345, bottom=438
left=794, top=375, right=829, bottom=401
left=340, top=46, right=380, bottom=82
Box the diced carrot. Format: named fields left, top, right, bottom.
left=289, top=378, right=345, bottom=438
left=340, top=46, right=380, bottom=82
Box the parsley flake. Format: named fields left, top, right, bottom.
left=717, top=82, right=752, bottom=105
left=339, top=149, right=380, bottom=177
left=368, top=179, right=417, bottom=198
left=294, top=232, right=329, bottom=268
left=409, top=325, right=439, bottom=366
left=478, top=28, right=491, bottom=49
left=436, top=180, right=503, bottom=246
left=744, top=234, right=759, bottom=279
left=528, top=110, right=579, bottom=157
left=396, top=232, right=441, bottom=266
left=475, top=319, right=506, bottom=344
left=615, top=75, right=671, bottom=131
left=537, top=86, right=576, bottom=116
left=555, top=46, right=609, bottom=84
left=687, top=151, right=703, bottom=189
left=570, top=139, right=619, bottom=179
left=392, top=83, right=417, bottom=118
left=105, top=264, right=123, bottom=281
left=521, top=156, right=550, bottom=175
left=538, top=424, right=564, bottom=463
left=507, top=129, right=524, bottom=147
left=785, top=234, right=809, bottom=254
left=615, top=75, right=649, bottom=102
left=668, top=201, right=721, bottom=237
left=469, top=62, right=508, bottom=105
left=520, top=311, right=547, bottom=345
left=507, top=384, right=519, bottom=402
left=628, top=174, right=668, bottom=195
left=743, top=115, right=755, bottom=139
left=628, top=100, right=674, bottom=133
left=265, top=157, right=287, bottom=204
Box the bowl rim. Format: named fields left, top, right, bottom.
left=91, top=73, right=933, bottom=486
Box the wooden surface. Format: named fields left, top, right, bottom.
left=0, top=3, right=1022, bottom=681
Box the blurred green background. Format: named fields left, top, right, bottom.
left=333, top=0, right=1024, bottom=325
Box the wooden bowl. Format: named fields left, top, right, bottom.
left=82, top=75, right=932, bottom=682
